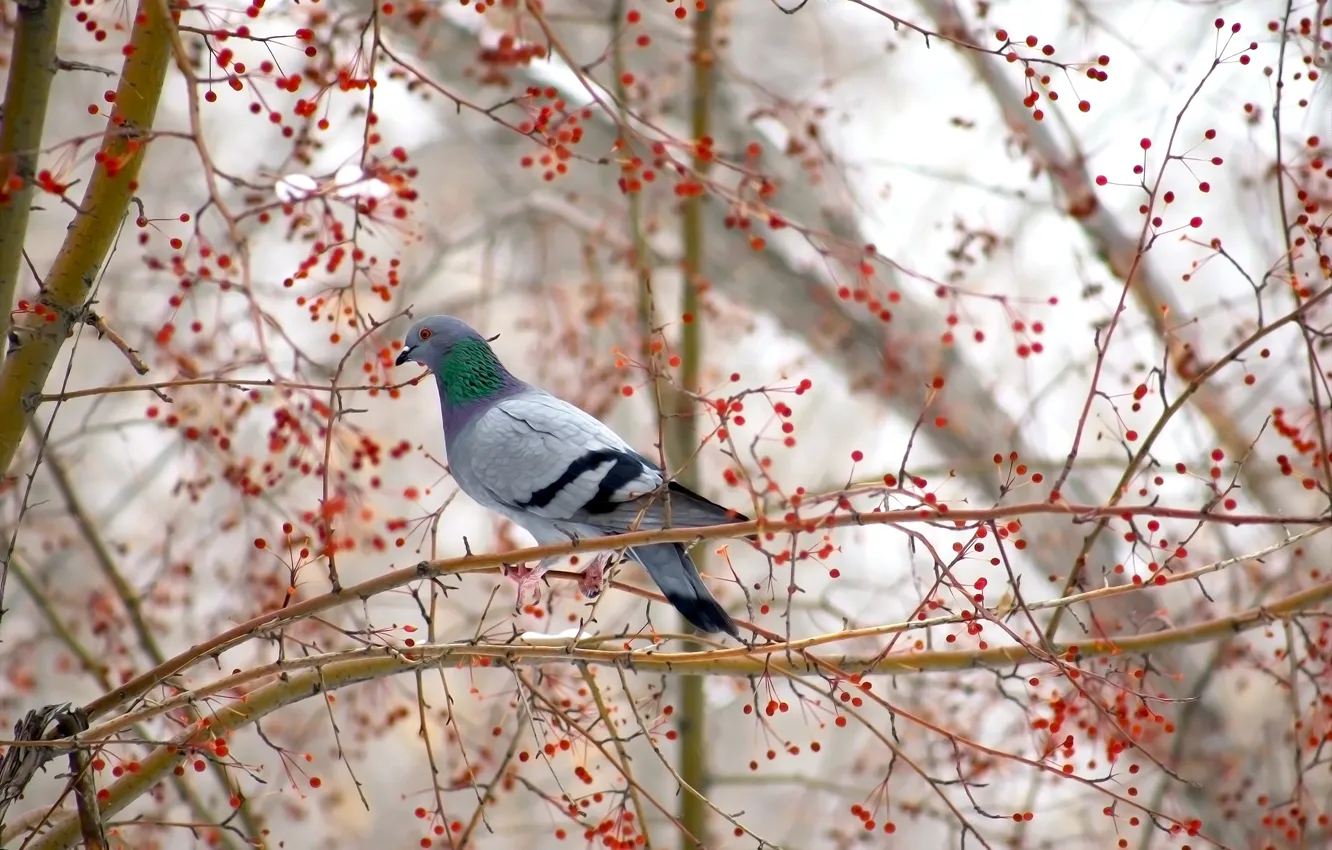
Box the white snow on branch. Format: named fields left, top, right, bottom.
left=273, top=173, right=319, bottom=203
left=517, top=626, right=597, bottom=646
left=273, top=164, right=391, bottom=204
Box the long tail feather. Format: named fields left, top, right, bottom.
left=664, top=481, right=757, bottom=542
left=627, top=543, right=739, bottom=637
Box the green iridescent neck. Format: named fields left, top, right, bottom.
left=436, top=338, right=506, bottom=404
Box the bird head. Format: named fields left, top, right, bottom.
left=395, top=315, right=491, bottom=369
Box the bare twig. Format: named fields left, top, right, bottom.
left=32, top=426, right=265, bottom=841
left=579, top=666, right=654, bottom=850
left=82, top=311, right=150, bottom=375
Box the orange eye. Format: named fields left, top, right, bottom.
left=419, top=328, right=432, bottom=340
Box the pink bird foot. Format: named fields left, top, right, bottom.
left=502, top=563, right=545, bottom=607
left=579, top=553, right=614, bottom=599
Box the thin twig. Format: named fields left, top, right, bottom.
left=31, top=425, right=265, bottom=841
left=614, top=667, right=780, bottom=848
left=82, top=311, right=150, bottom=376
left=579, top=665, right=654, bottom=850
left=3, top=554, right=248, bottom=850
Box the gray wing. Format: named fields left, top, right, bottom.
left=463, top=393, right=666, bottom=531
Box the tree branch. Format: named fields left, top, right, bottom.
left=11, top=569, right=1330, bottom=849
left=0, top=0, right=63, bottom=369
left=673, top=4, right=718, bottom=846
left=4, top=553, right=250, bottom=850
left=914, top=0, right=1290, bottom=622
left=76, top=498, right=1327, bottom=722
left=0, top=0, right=174, bottom=476
left=53, top=711, right=105, bottom=850
left=33, top=430, right=265, bottom=842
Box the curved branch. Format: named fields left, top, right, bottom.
left=12, top=570, right=1330, bottom=849
left=81, top=498, right=1328, bottom=721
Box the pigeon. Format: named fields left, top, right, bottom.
left=395, top=314, right=747, bottom=637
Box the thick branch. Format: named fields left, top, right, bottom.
left=0, top=0, right=63, bottom=366
left=53, top=711, right=105, bottom=850
left=0, top=705, right=68, bottom=835
left=0, top=0, right=173, bottom=476
left=76, top=570, right=1332, bottom=741
left=672, top=5, right=717, bottom=847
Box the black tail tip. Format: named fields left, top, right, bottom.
left=675, top=597, right=741, bottom=638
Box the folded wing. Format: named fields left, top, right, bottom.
left=466, top=393, right=747, bottom=531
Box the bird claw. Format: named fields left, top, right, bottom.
left=553, top=523, right=583, bottom=543
left=579, top=553, right=614, bottom=599
left=502, top=563, right=544, bottom=607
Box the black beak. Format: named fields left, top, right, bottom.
left=394, top=347, right=412, bottom=366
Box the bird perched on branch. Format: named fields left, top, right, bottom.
left=395, top=314, right=747, bottom=637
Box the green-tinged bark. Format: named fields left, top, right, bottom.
left=671, top=6, right=717, bottom=849
left=0, top=0, right=64, bottom=367
left=0, top=0, right=173, bottom=476
left=609, top=0, right=715, bottom=841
